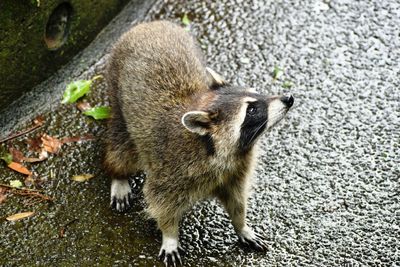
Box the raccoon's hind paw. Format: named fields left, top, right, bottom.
left=238, top=226, right=268, bottom=251
left=110, top=179, right=134, bottom=212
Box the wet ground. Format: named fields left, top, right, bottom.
left=1, top=0, right=399, bottom=266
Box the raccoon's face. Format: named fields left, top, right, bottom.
left=182, top=86, right=294, bottom=154
left=237, top=91, right=294, bottom=151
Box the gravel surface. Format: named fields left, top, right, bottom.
left=1, top=0, right=399, bottom=266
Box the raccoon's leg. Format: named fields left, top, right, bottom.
left=104, top=137, right=139, bottom=212
left=144, top=182, right=184, bottom=266
left=105, top=144, right=138, bottom=212
left=215, top=178, right=268, bottom=251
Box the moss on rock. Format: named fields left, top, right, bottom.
left=0, top=0, right=129, bottom=112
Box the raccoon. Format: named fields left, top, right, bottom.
left=104, top=20, right=294, bottom=265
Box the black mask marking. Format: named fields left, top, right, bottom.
left=239, top=101, right=268, bottom=152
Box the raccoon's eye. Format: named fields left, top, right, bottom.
left=246, top=105, right=257, bottom=115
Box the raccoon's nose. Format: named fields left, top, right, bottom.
left=281, top=94, right=294, bottom=108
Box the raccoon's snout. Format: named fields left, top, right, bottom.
left=281, top=94, right=294, bottom=108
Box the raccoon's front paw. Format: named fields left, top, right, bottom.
left=158, top=237, right=183, bottom=266
left=238, top=226, right=268, bottom=251
left=110, top=179, right=134, bottom=212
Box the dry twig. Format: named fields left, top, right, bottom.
left=59, top=218, right=79, bottom=238
left=0, top=184, right=53, bottom=203
left=0, top=116, right=44, bottom=143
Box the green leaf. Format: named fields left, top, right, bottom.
left=9, top=180, right=23, bottom=188
left=83, top=106, right=112, bottom=120
left=182, top=14, right=191, bottom=26
left=272, top=66, right=283, bottom=80
left=62, top=80, right=92, bottom=104
left=0, top=153, right=12, bottom=165
left=282, top=81, right=293, bottom=89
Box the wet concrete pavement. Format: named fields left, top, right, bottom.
left=1, top=0, right=399, bottom=266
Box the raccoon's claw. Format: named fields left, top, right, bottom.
left=158, top=248, right=183, bottom=267
left=110, top=179, right=134, bottom=212
left=158, top=237, right=183, bottom=267
left=239, top=234, right=268, bottom=251
left=238, top=227, right=268, bottom=251
left=111, top=192, right=134, bottom=212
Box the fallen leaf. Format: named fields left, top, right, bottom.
left=92, top=75, right=103, bottom=81
left=23, top=157, right=46, bottom=163
left=41, top=134, right=63, bottom=154
left=71, top=174, right=94, bottom=182
left=9, top=180, right=23, bottom=188
left=0, top=187, right=7, bottom=204
left=0, top=194, right=6, bottom=204
left=83, top=106, right=112, bottom=120
left=0, top=153, right=12, bottom=165
left=9, top=147, right=24, bottom=163
left=59, top=218, right=79, bottom=238
left=182, top=13, right=191, bottom=26
left=282, top=81, right=293, bottom=89
left=8, top=162, right=32, bottom=176
left=61, top=134, right=95, bottom=143
left=59, top=228, right=65, bottom=238
left=9, top=146, right=47, bottom=163
left=272, top=66, right=283, bottom=80
left=62, top=80, right=92, bottom=104
left=76, top=101, right=92, bottom=112
left=26, top=135, right=43, bottom=152
left=24, top=175, right=35, bottom=187
left=33, top=115, right=45, bottom=126
left=6, top=211, right=35, bottom=221
left=23, top=149, right=48, bottom=163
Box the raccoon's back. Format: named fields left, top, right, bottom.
left=108, top=21, right=209, bottom=109
left=106, top=21, right=210, bottom=157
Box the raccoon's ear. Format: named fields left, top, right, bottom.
left=181, top=111, right=211, bottom=135
left=206, top=67, right=226, bottom=88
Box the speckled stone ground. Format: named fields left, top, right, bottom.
left=1, top=0, right=399, bottom=266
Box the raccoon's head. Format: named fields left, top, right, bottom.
left=181, top=68, right=294, bottom=155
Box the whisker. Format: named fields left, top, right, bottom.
left=247, top=119, right=268, bottom=145
left=267, top=111, right=285, bottom=128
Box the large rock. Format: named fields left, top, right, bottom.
left=0, top=0, right=129, bottom=112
